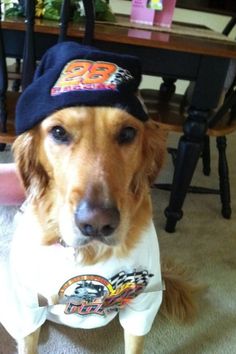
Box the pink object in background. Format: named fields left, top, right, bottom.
left=130, top=0, right=176, bottom=28
left=131, top=0, right=157, bottom=25
left=154, top=0, right=176, bottom=27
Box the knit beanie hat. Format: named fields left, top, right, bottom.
left=15, top=41, right=149, bottom=134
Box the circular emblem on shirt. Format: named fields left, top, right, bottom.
left=58, top=270, right=153, bottom=316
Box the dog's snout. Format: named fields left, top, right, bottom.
left=75, top=200, right=120, bottom=238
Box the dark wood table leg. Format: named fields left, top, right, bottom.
left=164, top=56, right=230, bottom=233
left=216, top=136, right=231, bottom=219
left=202, top=135, right=211, bottom=176
left=164, top=108, right=209, bottom=232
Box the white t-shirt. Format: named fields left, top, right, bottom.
left=0, top=208, right=163, bottom=340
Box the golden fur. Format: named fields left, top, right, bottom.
left=13, top=106, right=200, bottom=354
left=13, top=107, right=166, bottom=264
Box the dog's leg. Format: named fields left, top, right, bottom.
left=17, top=328, right=40, bottom=354
left=124, top=331, right=145, bottom=354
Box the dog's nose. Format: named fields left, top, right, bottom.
left=75, top=200, right=120, bottom=237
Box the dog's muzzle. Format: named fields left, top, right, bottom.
left=74, top=200, right=120, bottom=238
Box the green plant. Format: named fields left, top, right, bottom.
left=3, top=0, right=116, bottom=22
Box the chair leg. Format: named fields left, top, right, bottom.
left=202, top=135, right=211, bottom=176
left=159, top=78, right=176, bottom=97
left=216, top=136, right=231, bottom=219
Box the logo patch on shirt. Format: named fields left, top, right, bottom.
left=58, top=270, right=153, bottom=316
left=51, top=60, right=133, bottom=96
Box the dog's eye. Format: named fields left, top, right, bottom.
left=50, top=126, right=71, bottom=144
left=117, top=127, right=137, bottom=144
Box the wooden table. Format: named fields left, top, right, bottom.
left=2, top=14, right=236, bottom=232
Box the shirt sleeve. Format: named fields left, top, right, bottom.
left=0, top=235, right=48, bottom=340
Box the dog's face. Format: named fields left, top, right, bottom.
left=13, top=107, right=166, bottom=262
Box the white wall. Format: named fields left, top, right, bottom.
left=109, top=0, right=236, bottom=93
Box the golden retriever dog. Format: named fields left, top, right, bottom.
left=0, top=42, right=200, bottom=354
left=4, top=106, right=197, bottom=354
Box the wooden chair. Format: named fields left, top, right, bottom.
left=0, top=0, right=95, bottom=145
left=140, top=16, right=236, bottom=231
left=141, top=58, right=236, bottom=223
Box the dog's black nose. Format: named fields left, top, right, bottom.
left=75, top=200, right=120, bottom=237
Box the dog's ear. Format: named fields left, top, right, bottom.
left=143, top=119, right=167, bottom=185
left=131, top=119, right=167, bottom=195
left=12, top=131, right=49, bottom=199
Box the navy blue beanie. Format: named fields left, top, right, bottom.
left=15, top=41, right=148, bottom=134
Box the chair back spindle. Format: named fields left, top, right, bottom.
left=58, top=0, right=71, bottom=43
left=22, top=0, right=36, bottom=90
left=0, top=0, right=8, bottom=133
left=58, top=0, right=95, bottom=46
left=82, top=0, right=95, bottom=46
